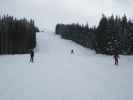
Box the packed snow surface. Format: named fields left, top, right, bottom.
left=0, top=32, right=133, bottom=100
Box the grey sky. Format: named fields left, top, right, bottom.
left=0, top=0, right=132, bottom=31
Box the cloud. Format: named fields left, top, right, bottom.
left=114, top=0, right=130, bottom=4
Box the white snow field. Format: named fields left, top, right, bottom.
left=0, top=31, right=133, bottom=100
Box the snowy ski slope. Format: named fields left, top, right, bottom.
left=0, top=32, right=133, bottom=100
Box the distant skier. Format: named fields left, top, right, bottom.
left=71, top=49, right=74, bottom=54
left=30, top=49, right=34, bottom=63
left=113, top=50, right=120, bottom=65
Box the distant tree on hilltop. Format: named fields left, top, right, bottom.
left=0, top=15, right=39, bottom=54
left=56, top=14, right=133, bottom=55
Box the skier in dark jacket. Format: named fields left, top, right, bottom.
left=113, top=50, right=120, bottom=65
left=71, top=49, right=74, bottom=54
left=30, top=49, right=34, bottom=62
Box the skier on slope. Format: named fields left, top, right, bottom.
left=113, top=49, right=120, bottom=65
left=30, top=49, right=34, bottom=63
left=71, top=49, right=74, bottom=54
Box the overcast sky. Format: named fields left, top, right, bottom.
left=0, top=0, right=133, bottom=31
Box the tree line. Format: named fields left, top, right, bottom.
left=55, top=14, right=133, bottom=55
left=0, top=15, right=39, bottom=54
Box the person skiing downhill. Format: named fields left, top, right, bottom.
left=71, top=49, right=74, bottom=54
left=113, top=50, right=120, bottom=65
left=30, top=49, right=34, bottom=63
